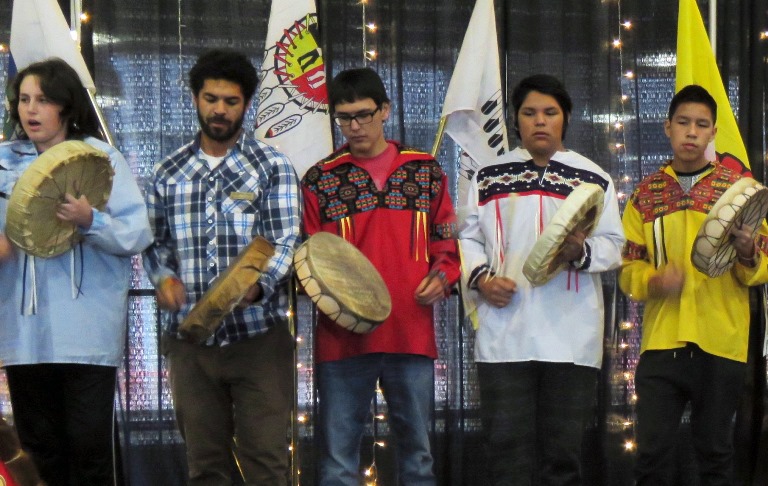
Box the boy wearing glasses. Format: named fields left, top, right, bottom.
left=301, top=67, right=461, bottom=485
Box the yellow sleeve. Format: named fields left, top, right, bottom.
left=618, top=199, right=656, bottom=301
left=733, top=219, right=768, bottom=286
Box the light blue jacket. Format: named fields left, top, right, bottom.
left=0, top=137, right=152, bottom=367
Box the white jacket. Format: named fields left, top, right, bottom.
left=459, top=147, right=625, bottom=368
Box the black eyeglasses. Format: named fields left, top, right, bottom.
left=332, top=107, right=380, bottom=127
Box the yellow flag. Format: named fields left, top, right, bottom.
left=676, top=0, right=749, bottom=173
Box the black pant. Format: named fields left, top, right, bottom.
left=5, top=363, right=118, bottom=486
left=477, top=361, right=598, bottom=486
left=634, top=345, right=746, bottom=486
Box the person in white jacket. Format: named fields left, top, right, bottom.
left=459, top=74, right=624, bottom=485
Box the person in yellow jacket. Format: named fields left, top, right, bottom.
left=620, top=84, right=768, bottom=485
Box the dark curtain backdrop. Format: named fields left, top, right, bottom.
left=0, top=0, right=767, bottom=484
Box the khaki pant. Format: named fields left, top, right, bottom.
left=164, top=324, right=294, bottom=486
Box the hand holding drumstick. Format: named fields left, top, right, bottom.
left=648, top=264, right=685, bottom=297
left=0, top=234, right=13, bottom=261
left=552, top=229, right=587, bottom=267
left=156, top=276, right=187, bottom=312
left=477, top=272, right=517, bottom=308
left=730, top=223, right=757, bottom=267
left=415, top=268, right=449, bottom=305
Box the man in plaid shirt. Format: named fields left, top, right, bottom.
left=143, top=49, right=301, bottom=485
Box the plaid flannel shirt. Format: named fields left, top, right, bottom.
left=143, top=131, right=301, bottom=346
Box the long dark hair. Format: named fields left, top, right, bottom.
left=9, top=58, right=102, bottom=141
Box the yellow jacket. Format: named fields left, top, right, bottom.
left=619, top=162, right=768, bottom=362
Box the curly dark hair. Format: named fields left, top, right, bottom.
left=189, top=49, right=258, bottom=101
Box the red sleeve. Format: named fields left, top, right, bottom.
left=301, top=183, right=322, bottom=237
left=428, top=172, right=461, bottom=286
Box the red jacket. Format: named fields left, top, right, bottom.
left=302, top=142, right=460, bottom=362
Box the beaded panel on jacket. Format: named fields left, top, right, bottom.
left=303, top=152, right=444, bottom=223
left=475, top=158, right=610, bottom=205
left=629, top=163, right=740, bottom=223
left=623, top=241, right=648, bottom=262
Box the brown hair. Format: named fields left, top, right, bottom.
left=9, top=57, right=101, bottom=140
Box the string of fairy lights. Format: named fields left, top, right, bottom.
left=360, top=0, right=378, bottom=64
left=610, top=0, right=641, bottom=456
left=361, top=5, right=383, bottom=485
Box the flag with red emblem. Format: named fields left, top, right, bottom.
left=676, top=0, right=750, bottom=174
left=255, top=0, right=333, bottom=178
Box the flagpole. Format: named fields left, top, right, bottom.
left=86, top=88, right=116, bottom=147
left=70, top=0, right=83, bottom=42
left=70, top=0, right=114, bottom=147
left=709, top=0, right=717, bottom=55
left=430, top=116, right=448, bottom=158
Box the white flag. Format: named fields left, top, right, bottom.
left=10, top=0, right=95, bottom=90
left=441, top=0, right=507, bottom=327
left=441, top=0, right=508, bottom=206
left=255, top=0, right=333, bottom=178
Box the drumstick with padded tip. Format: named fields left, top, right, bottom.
left=424, top=268, right=447, bottom=289
left=499, top=193, right=518, bottom=279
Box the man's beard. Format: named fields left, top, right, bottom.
left=198, top=111, right=244, bottom=142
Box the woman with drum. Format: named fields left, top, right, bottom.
left=0, top=58, right=152, bottom=485
left=620, top=85, right=768, bottom=485
left=459, top=74, right=625, bottom=485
